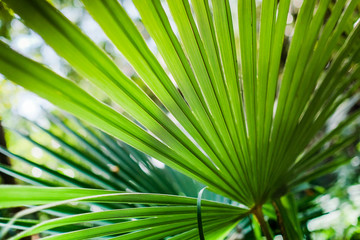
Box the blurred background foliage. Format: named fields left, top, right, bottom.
left=0, top=0, right=359, bottom=239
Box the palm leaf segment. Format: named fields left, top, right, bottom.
left=0, top=186, right=246, bottom=240
left=0, top=111, right=208, bottom=195
left=1, top=112, right=243, bottom=239
left=0, top=0, right=359, bottom=230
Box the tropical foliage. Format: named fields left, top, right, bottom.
left=1, top=111, right=246, bottom=239
left=0, top=0, right=359, bottom=239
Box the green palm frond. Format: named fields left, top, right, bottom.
left=0, top=186, right=247, bottom=240
left=0, top=0, right=359, bottom=239
left=1, top=111, right=237, bottom=238
left=1, top=111, right=217, bottom=197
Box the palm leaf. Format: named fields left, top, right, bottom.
left=2, top=111, right=216, bottom=196
left=0, top=0, right=359, bottom=238
left=1, top=110, right=241, bottom=238
left=0, top=186, right=247, bottom=239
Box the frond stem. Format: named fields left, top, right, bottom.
left=272, top=199, right=288, bottom=240
left=252, top=205, right=273, bottom=240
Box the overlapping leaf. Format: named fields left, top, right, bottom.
left=0, top=186, right=247, bottom=240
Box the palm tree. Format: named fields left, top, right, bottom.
left=0, top=0, right=359, bottom=239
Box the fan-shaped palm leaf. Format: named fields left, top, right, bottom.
left=0, top=0, right=359, bottom=239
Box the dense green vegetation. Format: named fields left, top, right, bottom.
left=0, top=0, right=359, bottom=239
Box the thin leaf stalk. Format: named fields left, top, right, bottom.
left=272, top=199, right=288, bottom=240
left=252, top=205, right=273, bottom=240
